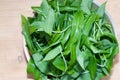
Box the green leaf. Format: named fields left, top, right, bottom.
left=32, top=52, right=43, bottom=62
left=32, top=53, right=49, bottom=74
left=77, top=51, right=88, bottom=70
left=31, top=0, right=55, bottom=35
left=69, top=11, right=84, bottom=44
left=27, top=58, right=35, bottom=74
left=36, top=61, right=49, bottom=74
left=52, top=56, right=66, bottom=71
left=43, top=45, right=62, bottom=61
left=81, top=0, right=93, bottom=14
left=83, top=35, right=108, bottom=54
left=83, top=14, right=96, bottom=36
left=71, top=0, right=82, bottom=7
left=100, top=39, right=113, bottom=49
left=61, top=28, right=70, bottom=46
left=61, top=73, right=74, bottom=80
left=77, top=71, right=91, bottom=80
left=88, top=56, right=97, bottom=80
left=21, top=15, right=35, bottom=53
left=30, top=21, right=44, bottom=34
left=97, top=2, right=106, bottom=18
left=105, top=57, right=113, bottom=73
left=97, top=32, right=118, bottom=43
left=33, top=68, right=47, bottom=80
left=102, top=67, right=109, bottom=76
left=68, top=43, right=77, bottom=70
left=95, top=72, right=104, bottom=80
left=111, top=44, right=119, bottom=58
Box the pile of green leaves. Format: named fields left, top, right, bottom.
left=21, top=0, right=119, bottom=80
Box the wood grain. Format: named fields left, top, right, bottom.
left=0, top=0, right=119, bottom=80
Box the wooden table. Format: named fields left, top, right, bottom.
left=0, top=0, right=119, bottom=80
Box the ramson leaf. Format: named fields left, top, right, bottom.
left=31, top=0, right=55, bottom=35
left=97, top=2, right=106, bottom=18
left=43, top=45, right=62, bottom=61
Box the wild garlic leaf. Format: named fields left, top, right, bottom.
left=68, top=43, right=77, bottom=69
left=81, top=0, right=93, bottom=14
left=31, top=0, right=55, bottom=35
left=70, top=0, right=82, bottom=7
left=102, top=67, right=109, bottom=76
left=30, top=21, right=44, bottom=34
left=77, top=52, right=85, bottom=70
left=52, top=56, right=66, bottom=71
left=70, top=11, right=84, bottom=43
left=76, top=71, right=91, bottom=80
left=76, top=48, right=90, bottom=70
left=61, top=28, right=71, bottom=46
left=21, top=15, right=35, bottom=53
left=43, top=45, right=62, bottom=61
left=33, top=68, right=47, bottom=80
left=97, top=2, right=106, bottom=18
left=95, top=72, right=104, bottom=80
left=27, top=58, right=35, bottom=74
left=84, top=14, right=96, bottom=36
left=88, top=56, right=97, bottom=80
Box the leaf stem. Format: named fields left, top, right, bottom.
left=95, top=22, right=103, bottom=34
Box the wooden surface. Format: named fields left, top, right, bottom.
left=0, top=0, right=119, bottom=80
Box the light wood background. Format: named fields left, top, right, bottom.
left=0, top=0, right=119, bottom=80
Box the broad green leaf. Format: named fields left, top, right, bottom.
left=61, top=74, right=74, bottom=80
left=83, top=35, right=108, bottom=54
left=32, top=53, right=43, bottom=62
left=35, top=60, right=49, bottom=74
left=28, top=54, right=47, bottom=80
left=77, top=52, right=86, bottom=70
left=52, top=56, right=66, bottom=71
left=71, top=0, right=82, bottom=7
left=31, top=0, right=55, bottom=35
left=100, top=39, right=113, bottom=49
left=67, top=11, right=84, bottom=49
left=33, top=68, right=47, bottom=80
left=68, top=43, right=77, bottom=70
left=43, top=45, right=62, bottom=61
left=32, top=53, right=49, bottom=74
left=105, top=57, right=113, bottom=73
left=95, top=72, right=104, bottom=80
left=97, top=32, right=118, bottom=43
left=76, top=71, right=91, bottom=80
left=71, top=71, right=79, bottom=78
left=76, top=41, right=85, bottom=70
left=110, top=44, right=119, bottom=58
left=61, top=28, right=70, bottom=46
left=27, top=58, right=35, bottom=74
left=102, top=67, right=109, bottom=76
left=83, top=14, right=96, bottom=36
left=97, top=2, right=106, bottom=18
left=51, top=34, right=61, bottom=43
left=21, top=15, right=35, bottom=53
left=76, top=45, right=90, bottom=70
left=33, top=69, right=42, bottom=80
left=30, top=21, right=44, bottom=34
left=88, top=56, right=97, bottom=80
left=81, top=0, right=93, bottom=14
